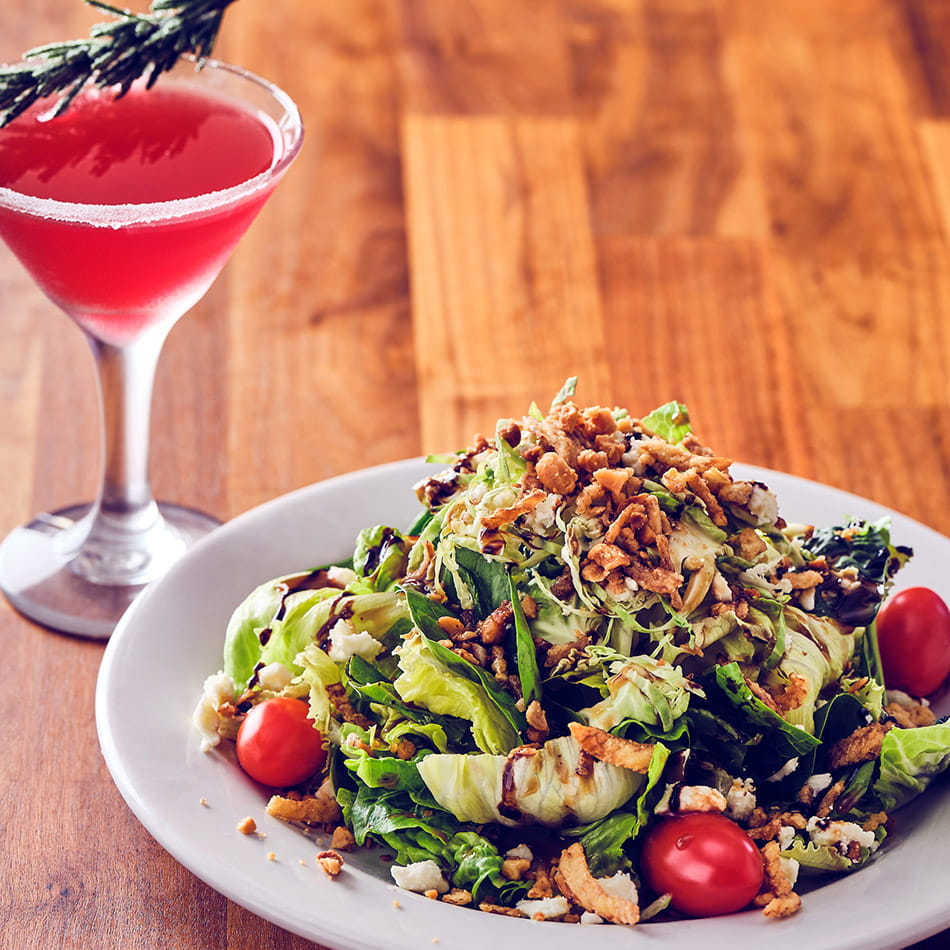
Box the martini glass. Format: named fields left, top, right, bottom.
left=0, top=58, right=303, bottom=638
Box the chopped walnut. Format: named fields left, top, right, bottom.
left=525, top=699, right=549, bottom=733
left=526, top=864, right=555, bottom=899
left=585, top=542, right=631, bottom=572
left=316, top=850, right=344, bottom=877
left=476, top=601, right=514, bottom=645
left=535, top=452, right=578, bottom=495
left=501, top=857, right=531, bottom=881
left=768, top=673, right=809, bottom=712
left=326, top=683, right=374, bottom=728
left=330, top=826, right=357, bottom=851
left=436, top=616, right=467, bottom=637
left=731, top=527, right=767, bottom=560
left=390, top=737, right=417, bottom=760
left=477, top=903, right=527, bottom=918
left=442, top=888, right=473, bottom=906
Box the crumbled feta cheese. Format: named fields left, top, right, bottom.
left=580, top=912, right=604, bottom=925
left=326, top=565, right=359, bottom=586
left=679, top=785, right=728, bottom=813
left=655, top=784, right=727, bottom=815
left=256, top=662, right=293, bottom=692
left=482, top=486, right=518, bottom=514
left=777, top=824, right=797, bottom=850
left=391, top=860, right=450, bottom=894
left=505, top=844, right=534, bottom=862
left=725, top=778, right=757, bottom=822
left=327, top=618, right=384, bottom=662
left=596, top=871, right=638, bottom=904
left=806, top=817, right=879, bottom=857
left=621, top=447, right=648, bottom=475
left=523, top=493, right=561, bottom=536
left=711, top=571, right=732, bottom=602
left=747, top=485, right=778, bottom=525
left=803, top=772, right=833, bottom=796
left=515, top=896, right=570, bottom=920
left=766, top=758, right=799, bottom=782
left=739, top=561, right=787, bottom=593
left=192, top=670, right=235, bottom=752
left=797, top=587, right=816, bottom=611
left=779, top=856, right=800, bottom=888
left=467, top=481, right=487, bottom=504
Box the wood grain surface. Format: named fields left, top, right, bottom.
left=1, top=1, right=948, bottom=947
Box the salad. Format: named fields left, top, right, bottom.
left=194, top=382, right=950, bottom=925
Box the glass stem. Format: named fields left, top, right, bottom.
left=71, top=326, right=184, bottom=584
left=94, top=331, right=163, bottom=522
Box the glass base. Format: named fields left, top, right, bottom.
left=0, top=502, right=220, bottom=639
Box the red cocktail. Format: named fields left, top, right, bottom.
left=0, top=59, right=303, bottom=637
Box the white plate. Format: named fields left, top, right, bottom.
left=96, top=458, right=950, bottom=950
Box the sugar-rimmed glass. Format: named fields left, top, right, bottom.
left=0, top=58, right=303, bottom=638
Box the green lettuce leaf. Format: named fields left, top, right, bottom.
left=336, top=779, right=526, bottom=904
left=415, top=734, right=642, bottom=827
left=345, top=654, right=473, bottom=751
left=706, top=662, right=820, bottom=778
left=796, top=691, right=868, bottom=781
left=873, top=719, right=950, bottom=810
left=451, top=831, right=530, bottom=904
left=580, top=653, right=700, bottom=733
left=767, top=607, right=855, bottom=732
left=782, top=838, right=867, bottom=873
left=550, top=376, right=578, bottom=408
left=353, top=525, right=412, bottom=591
left=222, top=573, right=337, bottom=690
left=338, top=725, right=443, bottom=809
left=223, top=565, right=412, bottom=691
left=338, top=782, right=458, bottom=864
left=449, top=544, right=510, bottom=618
left=641, top=401, right=692, bottom=443
left=393, top=623, right=524, bottom=754
left=805, top=519, right=912, bottom=626
left=296, top=642, right=341, bottom=732
left=509, top=572, right=541, bottom=707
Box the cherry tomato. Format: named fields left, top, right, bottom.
left=876, top=587, right=950, bottom=696
left=640, top=813, right=764, bottom=917
left=236, top=697, right=327, bottom=788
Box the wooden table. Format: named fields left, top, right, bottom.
left=2, top=1, right=948, bottom=947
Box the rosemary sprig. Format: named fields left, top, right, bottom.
left=0, top=0, right=239, bottom=128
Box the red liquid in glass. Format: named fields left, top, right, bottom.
left=0, top=80, right=278, bottom=344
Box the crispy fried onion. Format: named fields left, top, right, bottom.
left=480, top=489, right=549, bottom=530
left=568, top=722, right=654, bottom=773
left=266, top=781, right=342, bottom=825
left=554, top=843, right=640, bottom=925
